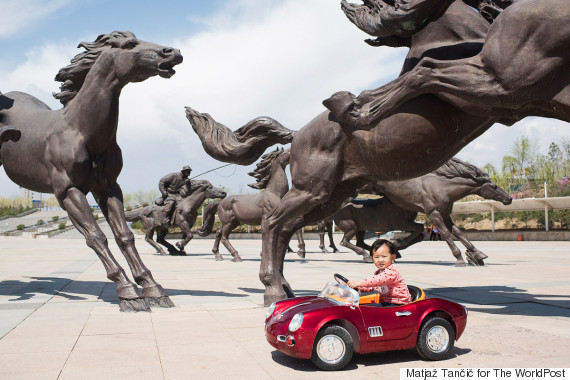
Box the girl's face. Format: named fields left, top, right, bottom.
left=372, top=244, right=395, bottom=270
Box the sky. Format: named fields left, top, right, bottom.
left=1, top=0, right=568, bottom=200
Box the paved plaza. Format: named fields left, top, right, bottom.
left=0, top=236, right=568, bottom=379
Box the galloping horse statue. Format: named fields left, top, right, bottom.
left=335, top=158, right=512, bottom=265
left=125, top=180, right=226, bottom=256
left=198, top=148, right=306, bottom=261
left=0, top=31, right=183, bottom=311
left=187, top=0, right=568, bottom=305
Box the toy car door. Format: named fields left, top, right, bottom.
left=359, top=303, right=418, bottom=350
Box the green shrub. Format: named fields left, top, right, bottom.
left=93, top=214, right=99, bottom=220
left=130, top=220, right=144, bottom=231
left=52, top=216, right=59, bottom=222
left=37, top=219, right=44, bottom=225
left=58, top=223, right=66, bottom=230
left=16, top=224, right=25, bottom=230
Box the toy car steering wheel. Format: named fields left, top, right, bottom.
left=334, top=273, right=349, bottom=286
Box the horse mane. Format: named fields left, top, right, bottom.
left=247, top=148, right=286, bottom=190
left=433, top=157, right=490, bottom=184
left=53, top=31, right=136, bottom=106
left=463, top=0, right=515, bottom=23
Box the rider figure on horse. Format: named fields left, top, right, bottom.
left=156, top=165, right=192, bottom=225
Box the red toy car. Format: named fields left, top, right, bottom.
left=264, top=274, right=467, bottom=370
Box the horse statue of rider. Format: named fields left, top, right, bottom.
left=155, top=165, right=193, bottom=225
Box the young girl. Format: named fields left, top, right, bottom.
left=347, top=239, right=411, bottom=306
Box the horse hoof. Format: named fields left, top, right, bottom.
left=465, top=251, right=484, bottom=266
left=363, top=255, right=373, bottom=263
left=232, top=256, right=243, bottom=262
left=215, top=255, right=223, bottom=261
left=263, top=290, right=289, bottom=307
left=119, top=297, right=151, bottom=312
left=297, top=251, right=306, bottom=259
left=455, top=261, right=467, bottom=267
left=468, top=249, right=488, bottom=261
left=117, top=283, right=143, bottom=299
left=146, top=296, right=175, bottom=308
left=142, top=284, right=168, bottom=298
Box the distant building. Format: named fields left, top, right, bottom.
left=19, top=187, right=45, bottom=208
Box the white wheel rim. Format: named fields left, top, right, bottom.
left=426, top=325, right=449, bottom=353
left=316, top=334, right=346, bottom=364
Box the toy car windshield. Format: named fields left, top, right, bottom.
left=318, top=282, right=360, bottom=306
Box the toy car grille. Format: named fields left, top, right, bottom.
left=368, top=326, right=383, bottom=337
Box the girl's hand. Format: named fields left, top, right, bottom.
left=347, top=280, right=360, bottom=289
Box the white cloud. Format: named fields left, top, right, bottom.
left=0, top=0, right=71, bottom=38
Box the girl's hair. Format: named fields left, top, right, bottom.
left=370, top=239, right=401, bottom=258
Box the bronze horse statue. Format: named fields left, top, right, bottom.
left=125, top=179, right=226, bottom=256
left=198, top=148, right=306, bottom=261
left=187, top=0, right=568, bottom=305
left=0, top=31, right=183, bottom=311
left=335, top=158, right=512, bottom=265
left=326, top=0, right=570, bottom=127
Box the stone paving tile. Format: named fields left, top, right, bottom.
left=0, top=238, right=568, bottom=379
left=0, top=351, right=69, bottom=380
left=159, top=341, right=270, bottom=379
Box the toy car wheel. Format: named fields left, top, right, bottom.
left=311, top=325, right=354, bottom=371
left=416, top=317, right=455, bottom=360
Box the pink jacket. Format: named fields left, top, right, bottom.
left=359, top=264, right=412, bottom=304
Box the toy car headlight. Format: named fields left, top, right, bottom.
left=288, top=313, right=303, bottom=332
left=266, top=302, right=276, bottom=319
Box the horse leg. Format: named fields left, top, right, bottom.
left=326, top=220, right=339, bottom=252
left=295, top=229, right=306, bottom=258
left=448, top=218, right=487, bottom=266
left=94, top=183, right=173, bottom=308
left=156, top=228, right=179, bottom=256
left=261, top=186, right=334, bottom=305
left=144, top=227, right=167, bottom=256
left=175, top=219, right=193, bottom=255
left=396, top=221, right=426, bottom=250
left=428, top=211, right=466, bottom=267
left=219, top=219, right=242, bottom=262
left=57, top=186, right=149, bottom=312
left=355, top=230, right=372, bottom=252
left=212, top=228, right=224, bottom=261
left=341, top=229, right=372, bottom=262
left=317, top=221, right=328, bottom=253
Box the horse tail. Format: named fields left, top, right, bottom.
left=185, top=106, right=295, bottom=165
left=124, top=209, right=142, bottom=222
left=196, top=201, right=220, bottom=236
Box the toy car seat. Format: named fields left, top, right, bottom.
left=359, top=285, right=425, bottom=305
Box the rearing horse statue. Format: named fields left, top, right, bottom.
left=187, top=0, right=568, bottom=305
left=325, top=0, right=570, bottom=127
left=0, top=31, right=183, bottom=311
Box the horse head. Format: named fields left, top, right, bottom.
left=54, top=31, right=183, bottom=105
left=183, top=179, right=226, bottom=200
left=476, top=180, right=513, bottom=205
left=339, top=0, right=456, bottom=47
left=205, top=183, right=227, bottom=200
